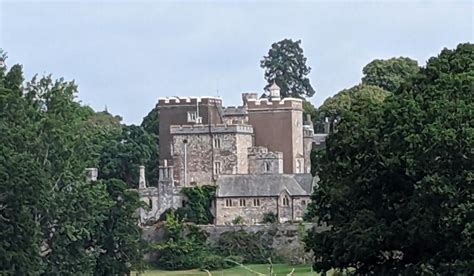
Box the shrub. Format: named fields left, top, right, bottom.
left=262, top=212, right=278, bottom=224
left=215, top=230, right=276, bottom=263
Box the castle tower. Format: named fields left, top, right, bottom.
left=246, top=96, right=304, bottom=174
left=157, top=97, right=224, bottom=166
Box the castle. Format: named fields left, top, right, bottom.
left=138, top=83, right=326, bottom=225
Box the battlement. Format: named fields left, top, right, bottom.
left=222, top=106, right=247, bottom=116
left=158, top=96, right=222, bottom=106
left=248, top=146, right=283, bottom=159
left=247, top=97, right=303, bottom=110
left=170, top=124, right=254, bottom=135
left=247, top=146, right=268, bottom=155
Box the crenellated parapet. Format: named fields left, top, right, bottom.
left=247, top=97, right=303, bottom=110
left=222, top=106, right=247, bottom=116
left=170, top=124, right=254, bottom=135
left=158, top=96, right=222, bottom=106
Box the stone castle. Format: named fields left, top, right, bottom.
left=138, top=83, right=327, bottom=225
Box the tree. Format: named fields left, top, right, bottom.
left=261, top=39, right=315, bottom=98
left=313, top=84, right=389, bottom=133
left=141, top=105, right=160, bottom=184
left=99, top=124, right=158, bottom=188
left=362, top=57, right=419, bottom=93
left=0, top=52, right=145, bottom=274
left=305, top=43, right=474, bottom=274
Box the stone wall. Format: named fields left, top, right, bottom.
left=171, top=125, right=253, bottom=186
left=216, top=197, right=278, bottom=225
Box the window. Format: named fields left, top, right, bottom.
left=282, top=195, right=290, bottom=206
left=213, top=136, right=221, bottom=148
left=264, top=161, right=271, bottom=173
left=214, top=161, right=221, bottom=175
left=240, top=199, right=246, bottom=207
left=296, top=159, right=303, bottom=173
left=187, top=111, right=197, bottom=122
left=148, top=198, right=153, bottom=209
left=301, top=200, right=306, bottom=205
left=225, top=199, right=233, bottom=207
left=253, top=198, right=260, bottom=207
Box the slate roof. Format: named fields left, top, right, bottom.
left=216, top=174, right=313, bottom=198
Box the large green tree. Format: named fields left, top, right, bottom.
left=313, top=84, right=389, bottom=133
left=362, top=57, right=419, bottom=93
left=261, top=39, right=315, bottom=98
left=0, top=52, right=144, bottom=274
left=305, top=43, right=473, bottom=274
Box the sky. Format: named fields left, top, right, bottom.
left=1, top=0, right=472, bottom=124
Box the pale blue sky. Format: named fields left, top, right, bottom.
left=1, top=0, right=472, bottom=124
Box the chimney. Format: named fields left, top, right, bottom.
left=324, top=117, right=330, bottom=134
left=85, top=168, right=98, bottom=182
left=139, top=165, right=146, bottom=189
left=305, top=114, right=312, bottom=125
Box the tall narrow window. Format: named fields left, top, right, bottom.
left=282, top=195, right=289, bottom=206
left=187, top=111, right=197, bottom=122
left=148, top=198, right=153, bottom=209
left=253, top=198, right=260, bottom=207
left=240, top=199, right=246, bottom=207
left=264, top=161, right=271, bottom=173
left=225, top=199, right=232, bottom=207
left=214, top=161, right=221, bottom=175
left=213, top=136, right=221, bottom=149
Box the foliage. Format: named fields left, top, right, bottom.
left=362, top=57, right=419, bottom=93
left=305, top=43, right=474, bottom=274
left=313, top=84, right=389, bottom=133
left=152, top=212, right=224, bottom=270
left=177, top=185, right=216, bottom=224
left=232, top=215, right=244, bottom=225
left=99, top=124, right=158, bottom=188
left=261, top=39, right=315, bottom=98
left=215, top=230, right=276, bottom=263
left=262, top=212, right=278, bottom=224
left=0, top=51, right=144, bottom=274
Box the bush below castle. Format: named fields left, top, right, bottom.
left=151, top=211, right=283, bottom=270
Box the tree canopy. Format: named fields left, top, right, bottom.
left=362, top=57, right=419, bottom=93
left=261, top=39, right=315, bottom=98
left=313, top=84, right=389, bottom=133
left=305, top=43, right=474, bottom=274
left=0, top=51, right=145, bottom=274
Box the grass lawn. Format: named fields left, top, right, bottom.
left=135, top=263, right=321, bottom=275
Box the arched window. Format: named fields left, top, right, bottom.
left=282, top=195, right=289, bottom=206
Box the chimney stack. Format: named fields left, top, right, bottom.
left=139, top=165, right=146, bottom=189
left=85, top=168, right=98, bottom=182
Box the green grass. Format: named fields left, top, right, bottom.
left=135, top=263, right=320, bottom=275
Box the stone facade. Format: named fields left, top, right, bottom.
left=248, top=146, right=283, bottom=174
left=170, top=124, right=253, bottom=186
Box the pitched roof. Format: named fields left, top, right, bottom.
left=216, top=174, right=313, bottom=198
